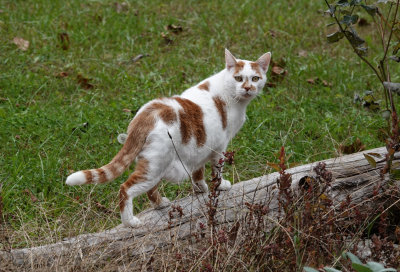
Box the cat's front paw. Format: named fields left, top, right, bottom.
left=216, top=179, right=232, bottom=191
left=152, top=197, right=171, bottom=210
left=121, top=215, right=142, bottom=228
left=193, top=180, right=209, bottom=193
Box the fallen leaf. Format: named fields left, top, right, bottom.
left=271, top=65, right=286, bottom=75
left=56, top=71, right=68, bottom=78
left=13, top=37, right=29, bottom=51
left=77, top=74, right=94, bottom=89
left=364, top=153, right=377, bottom=168
left=131, top=53, right=149, bottom=63
left=358, top=17, right=369, bottom=26
left=268, top=30, right=278, bottom=38
left=338, top=138, right=366, bottom=154
left=58, top=32, right=70, bottom=50
left=306, top=78, right=315, bottom=84
left=298, top=50, right=308, bottom=57
left=23, top=189, right=38, bottom=202
left=15, top=135, right=20, bottom=139
left=122, top=108, right=132, bottom=113
left=161, top=32, right=173, bottom=44
left=114, top=2, right=129, bottom=13
left=0, top=97, right=8, bottom=102
left=322, top=80, right=332, bottom=87
left=166, top=24, right=183, bottom=34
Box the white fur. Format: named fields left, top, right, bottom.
left=69, top=50, right=271, bottom=228
left=122, top=51, right=270, bottom=227
left=66, top=171, right=86, bottom=185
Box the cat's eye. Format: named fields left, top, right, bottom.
left=234, top=76, right=243, bottom=82
left=252, top=76, right=260, bottom=82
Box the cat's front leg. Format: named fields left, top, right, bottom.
left=192, top=166, right=209, bottom=193
left=211, top=155, right=232, bottom=191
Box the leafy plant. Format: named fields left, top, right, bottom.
left=324, top=0, right=400, bottom=178
left=304, top=251, right=397, bottom=272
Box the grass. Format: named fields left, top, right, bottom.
left=0, top=0, right=395, bottom=250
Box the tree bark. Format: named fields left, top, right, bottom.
left=1, top=146, right=397, bottom=269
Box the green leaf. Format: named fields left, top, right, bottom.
left=379, top=269, right=397, bottom=272
left=346, top=252, right=362, bottom=264
left=324, top=268, right=342, bottom=272
left=366, top=262, right=384, bottom=271
left=344, top=30, right=365, bottom=46
left=364, top=153, right=377, bottom=168
left=393, top=42, right=400, bottom=55
left=341, top=15, right=359, bottom=25
left=356, top=46, right=368, bottom=56
left=377, top=0, right=395, bottom=3
left=327, top=31, right=344, bottom=43
left=361, top=4, right=378, bottom=16
left=303, top=267, right=320, bottom=272
left=383, top=82, right=400, bottom=95
left=352, top=263, right=373, bottom=272
left=337, top=0, right=350, bottom=6
left=389, top=168, right=400, bottom=180
left=381, top=110, right=391, bottom=120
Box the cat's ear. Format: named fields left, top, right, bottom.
left=225, top=49, right=237, bottom=71
left=256, top=52, right=272, bottom=72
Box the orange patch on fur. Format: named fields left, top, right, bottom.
left=234, top=61, right=245, bottom=74
left=83, top=170, right=93, bottom=184
left=146, top=102, right=177, bottom=124
left=213, top=96, right=227, bottom=129
left=250, top=62, right=262, bottom=76
left=96, top=168, right=107, bottom=183
left=173, top=97, right=206, bottom=146
left=147, top=184, right=162, bottom=205
left=192, top=167, right=204, bottom=182
left=119, top=159, right=149, bottom=212
left=198, top=81, right=210, bottom=91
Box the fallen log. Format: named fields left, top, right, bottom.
left=1, top=146, right=398, bottom=269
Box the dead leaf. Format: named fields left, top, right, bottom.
left=268, top=30, right=278, bottom=38
left=0, top=97, right=8, bottom=102
left=166, top=24, right=183, bottom=34
left=114, top=2, right=129, bottom=13
left=56, top=71, right=68, bottom=78
left=271, top=65, right=286, bottom=75
left=307, top=78, right=315, bottom=84
left=15, top=135, right=20, bottom=139
left=58, top=32, right=70, bottom=50
left=122, top=108, right=132, bottom=113
left=13, top=37, right=29, bottom=51
left=298, top=50, right=308, bottom=57
left=322, top=80, right=332, bottom=87
left=23, top=189, right=38, bottom=202
left=131, top=53, right=149, bottom=63
left=161, top=32, right=173, bottom=44
left=77, top=74, right=94, bottom=89
left=358, top=17, right=369, bottom=26
left=338, top=138, right=366, bottom=154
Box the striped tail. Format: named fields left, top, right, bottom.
left=66, top=109, right=156, bottom=186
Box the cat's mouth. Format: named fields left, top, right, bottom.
left=242, top=93, right=253, bottom=98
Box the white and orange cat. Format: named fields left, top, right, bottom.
left=66, top=49, right=271, bottom=227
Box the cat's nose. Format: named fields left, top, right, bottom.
left=244, top=86, right=251, bottom=91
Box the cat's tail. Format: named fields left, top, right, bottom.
left=65, top=108, right=156, bottom=186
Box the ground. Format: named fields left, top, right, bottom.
left=0, top=0, right=395, bottom=249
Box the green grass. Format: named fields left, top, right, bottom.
left=0, top=0, right=394, bottom=248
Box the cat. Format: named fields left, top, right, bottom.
left=66, top=49, right=271, bottom=228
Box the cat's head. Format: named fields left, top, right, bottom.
left=224, top=49, right=271, bottom=101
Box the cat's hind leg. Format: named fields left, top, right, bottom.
left=147, top=185, right=171, bottom=209
left=192, top=166, right=208, bottom=193
left=119, top=158, right=161, bottom=227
